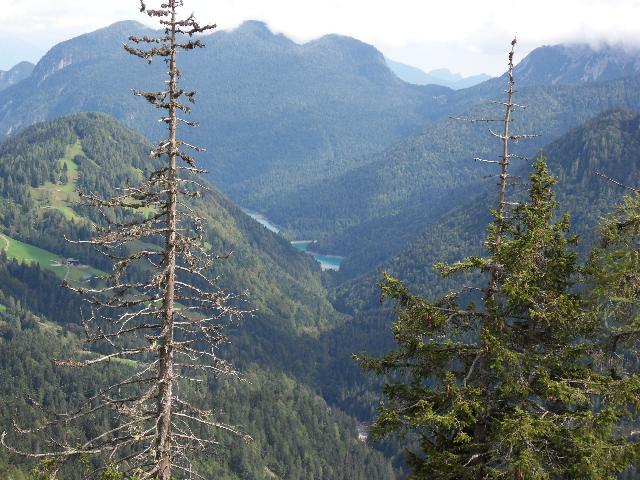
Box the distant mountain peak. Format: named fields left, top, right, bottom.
left=29, top=20, right=154, bottom=84
left=0, top=61, right=35, bottom=92
left=428, top=68, right=463, bottom=82
left=72, top=19, right=151, bottom=40
left=514, top=42, right=640, bottom=86
left=234, top=20, right=271, bottom=34
left=224, top=20, right=295, bottom=48
left=69, top=19, right=153, bottom=45
left=384, top=58, right=490, bottom=89
left=312, top=33, right=369, bottom=45
left=104, top=19, right=147, bottom=30
left=6, top=61, right=35, bottom=70
left=308, top=33, right=384, bottom=58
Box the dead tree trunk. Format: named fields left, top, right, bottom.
left=1, top=1, right=248, bottom=478
left=459, top=38, right=537, bottom=470
left=156, top=7, right=179, bottom=478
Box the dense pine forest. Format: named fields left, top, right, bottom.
left=0, top=1, right=640, bottom=478
left=0, top=113, right=395, bottom=478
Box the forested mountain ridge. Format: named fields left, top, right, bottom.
left=1, top=112, right=373, bottom=386
left=0, top=112, right=398, bottom=478
left=0, top=61, right=33, bottom=92
left=335, top=109, right=640, bottom=312
left=0, top=19, right=450, bottom=202
left=259, top=41, right=640, bottom=225
left=2, top=22, right=640, bottom=254
left=298, top=73, right=640, bottom=280
left=510, top=43, right=640, bottom=87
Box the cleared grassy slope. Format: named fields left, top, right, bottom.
left=0, top=234, right=103, bottom=283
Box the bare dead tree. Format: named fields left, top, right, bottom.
left=453, top=37, right=538, bottom=463
left=452, top=38, right=537, bottom=237
left=2, top=1, right=248, bottom=479
left=483, top=38, right=538, bottom=293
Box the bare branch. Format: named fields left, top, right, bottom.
left=595, top=171, right=640, bottom=193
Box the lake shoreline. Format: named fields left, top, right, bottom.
left=242, top=208, right=345, bottom=271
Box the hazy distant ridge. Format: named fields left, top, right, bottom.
left=0, top=61, right=34, bottom=91
left=385, top=58, right=491, bottom=89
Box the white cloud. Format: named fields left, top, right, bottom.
left=1, top=0, right=638, bottom=74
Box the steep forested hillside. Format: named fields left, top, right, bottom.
left=0, top=113, right=397, bottom=478
left=311, top=110, right=640, bottom=423
left=329, top=109, right=640, bottom=331
left=0, top=112, right=342, bottom=334
left=0, top=283, right=394, bottom=479
left=302, top=74, right=640, bottom=279
left=240, top=43, right=640, bottom=240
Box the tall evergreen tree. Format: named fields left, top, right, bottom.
left=358, top=43, right=640, bottom=479
left=360, top=160, right=640, bottom=479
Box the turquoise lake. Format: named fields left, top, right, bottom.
left=243, top=210, right=344, bottom=271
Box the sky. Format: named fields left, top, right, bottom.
left=1, top=0, right=639, bottom=75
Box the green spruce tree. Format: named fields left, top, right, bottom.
left=588, top=192, right=640, bottom=359
left=587, top=192, right=640, bottom=480
left=360, top=158, right=640, bottom=479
